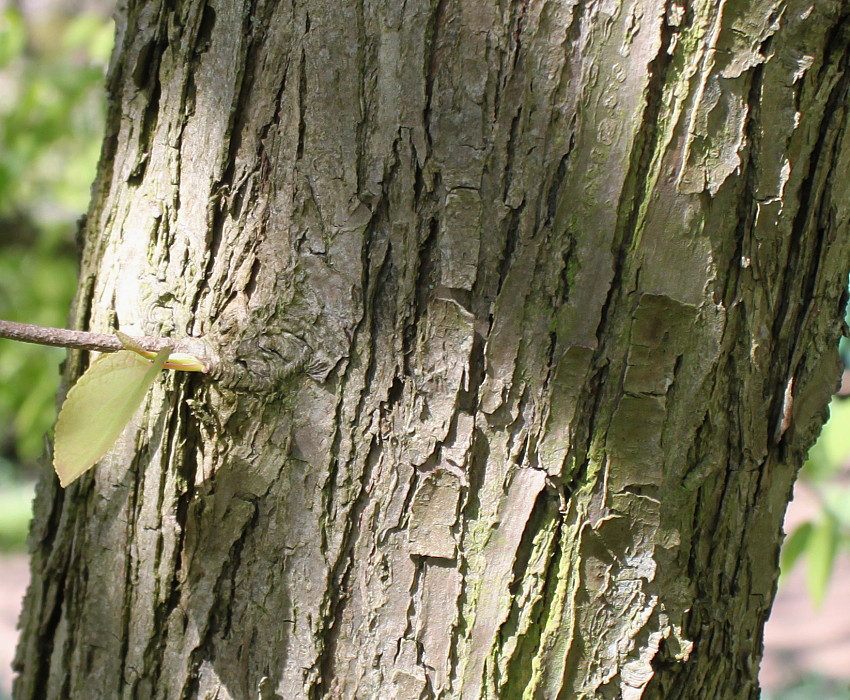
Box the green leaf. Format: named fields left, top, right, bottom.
left=821, top=486, right=850, bottom=526
left=819, top=399, right=850, bottom=466
left=803, top=398, right=850, bottom=482
left=805, top=514, right=839, bottom=608
left=780, top=521, right=813, bottom=580
left=53, top=347, right=170, bottom=487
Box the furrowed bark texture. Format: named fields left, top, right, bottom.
left=14, top=0, right=850, bottom=698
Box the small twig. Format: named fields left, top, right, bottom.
left=0, top=319, right=214, bottom=370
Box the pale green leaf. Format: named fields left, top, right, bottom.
left=53, top=347, right=170, bottom=487
left=805, top=514, right=839, bottom=608
left=779, top=521, right=813, bottom=580
left=819, top=398, right=850, bottom=466
left=803, top=398, right=850, bottom=482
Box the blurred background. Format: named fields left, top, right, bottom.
left=0, top=1, right=849, bottom=699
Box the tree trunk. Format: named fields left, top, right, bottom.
left=14, top=0, right=850, bottom=698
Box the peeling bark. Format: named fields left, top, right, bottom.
left=14, top=1, right=850, bottom=699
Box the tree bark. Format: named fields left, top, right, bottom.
left=14, top=0, right=850, bottom=698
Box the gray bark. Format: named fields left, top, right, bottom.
left=14, top=0, right=850, bottom=698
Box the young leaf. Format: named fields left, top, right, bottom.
left=805, top=513, right=839, bottom=608
left=116, top=330, right=207, bottom=372
left=779, top=521, right=813, bottom=580
left=53, top=347, right=170, bottom=487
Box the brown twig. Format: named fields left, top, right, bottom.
left=0, top=319, right=213, bottom=370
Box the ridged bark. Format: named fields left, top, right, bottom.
left=14, top=1, right=850, bottom=698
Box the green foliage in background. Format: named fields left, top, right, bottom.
left=781, top=395, right=850, bottom=606
left=0, top=8, right=112, bottom=474
left=0, top=9, right=113, bottom=218
left=761, top=674, right=850, bottom=700
left=0, top=469, right=34, bottom=551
